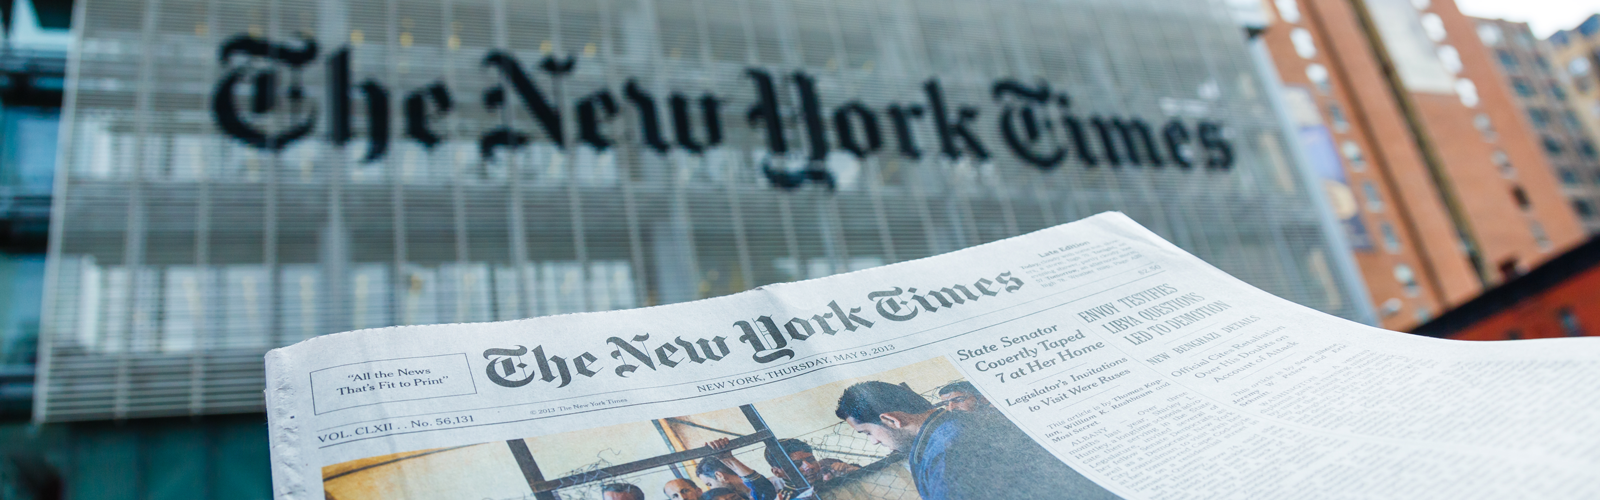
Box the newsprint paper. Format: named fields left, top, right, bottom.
left=266, top=213, right=1600, bottom=500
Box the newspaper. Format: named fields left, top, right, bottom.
left=266, top=213, right=1600, bottom=500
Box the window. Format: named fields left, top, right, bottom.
left=1574, top=200, right=1595, bottom=218
left=1560, top=169, right=1581, bottom=185
left=1531, top=221, right=1552, bottom=251
left=1499, top=258, right=1522, bottom=280
left=1421, top=14, right=1447, bottom=42
left=1580, top=140, right=1598, bottom=160
left=0, top=254, right=45, bottom=370
left=1380, top=222, right=1402, bottom=253
left=1559, top=308, right=1585, bottom=337
left=1492, top=150, right=1513, bottom=177
left=1342, top=141, right=1367, bottom=170
left=1567, top=110, right=1586, bottom=132
left=1511, top=185, right=1531, bottom=210
left=1544, top=136, right=1565, bottom=155
left=1381, top=298, right=1403, bottom=317
left=1477, top=23, right=1502, bottom=46
left=1535, top=56, right=1552, bottom=73
left=1456, top=78, right=1479, bottom=107
left=1414, top=307, right=1432, bottom=323
left=1511, top=78, right=1537, bottom=97
left=1437, top=45, right=1462, bottom=74
left=1328, top=104, right=1350, bottom=133
left=1291, top=28, right=1317, bottom=59
left=1550, top=82, right=1566, bottom=101
left=1394, top=264, right=1420, bottom=297
left=1306, top=64, right=1332, bottom=93
left=1572, top=58, right=1593, bottom=77
left=1475, top=113, right=1497, bottom=141
left=1275, top=0, right=1301, bottom=23
left=1497, top=50, right=1519, bottom=70
left=1551, top=31, right=1569, bottom=47
left=0, top=107, right=61, bottom=195
left=1362, top=181, right=1384, bottom=212
left=1527, top=108, right=1550, bottom=129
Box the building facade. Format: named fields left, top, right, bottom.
left=1260, top=0, right=1478, bottom=329
left=2, top=0, right=70, bottom=415
left=1383, top=0, right=1588, bottom=280
left=1549, top=16, right=1600, bottom=196
left=1257, top=0, right=1588, bottom=330
left=35, top=0, right=1367, bottom=425
left=1413, top=235, right=1600, bottom=341
left=1474, top=17, right=1600, bottom=233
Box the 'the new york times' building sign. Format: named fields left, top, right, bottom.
left=42, top=0, right=1361, bottom=421
left=214, top=36, right=1236, bottom=189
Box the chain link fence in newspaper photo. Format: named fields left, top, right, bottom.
left=318, top=356, right=1112, bottom=500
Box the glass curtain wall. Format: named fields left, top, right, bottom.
left=39, top=0, right=1363, bottom=421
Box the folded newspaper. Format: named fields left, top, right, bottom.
left=267, top=213, right=1600, bottom=500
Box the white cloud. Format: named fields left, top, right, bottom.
left=1454, top=0, right=1600, bottom=38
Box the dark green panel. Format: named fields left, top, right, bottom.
left=145, top=423, right=208, bottom=500
left=211, top=417, right=272, bottom=500
left=67, top=426, right=139, bottom=500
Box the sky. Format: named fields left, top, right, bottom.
left=1455, top=0, right=1600, bottom=37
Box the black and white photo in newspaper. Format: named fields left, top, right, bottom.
left=267, top=213, right=1600, bottom=500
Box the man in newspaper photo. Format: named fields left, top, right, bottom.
left=603, top=483, right=647, bottom=500
left=835, top=381, right=1119, bottom=500
left=936, top=382, right=993, bottom=413
left=701, top=437, right=781, bottom=500
left=665, top=478, right=706, bottom=500
left=762, top=438, right=822, bottom=499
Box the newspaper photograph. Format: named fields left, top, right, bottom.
left=267, top=213, right=1600, bottom=500
left=320, top=357, right=1113, bottom=500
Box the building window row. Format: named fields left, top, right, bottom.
left=1560, top=169, right=1582, bottom=186
left=1498, top=49, right=1520, bottom=71
left=1511, top=185, right=1531, bottom=211
left=1379, top=222, right=1402, bottom=254
left=1538, top=136, right=1599, bottom=159
left=1512, top=78, right=1536, bottom=98
left=1475, top=113, right=1498, bottom=142
left=1527, top=108, right=1550, bottom=129
left=1574, top=199, right=1595, bottom=218
left=1492, top=150, right=1514, bottom=178
left=1560, top=307, right=1585, bottom=337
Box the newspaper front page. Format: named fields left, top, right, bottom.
left=266, top=213, right=1600, bottom=500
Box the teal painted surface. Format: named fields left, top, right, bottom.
left=0, top=414, right=272, bottom=500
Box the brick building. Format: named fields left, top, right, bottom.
left=1549, top=17, right=1600, bottom=184
left=1258, top=0, right=1588, bottom=330
left=1474, top=18, right=1600, bottom=233
left=1412, top=235, right=1600, bottom=340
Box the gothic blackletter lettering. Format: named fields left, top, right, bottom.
left=993, top=80, right=1065, bottom=169
left=480, top=51, right=571, bottom=157
left=735, top=317, right=795, bottom=363
left=746, top=69, right=788, bottom=154
left=833, top=102, right=883, bottom=159
left=211, top=35, right=319, bottom=151
left=404, top=81, right=452, bottom=149
left=1163, top=120, right=1193, bottom=168
left=626, top=81, right=671, bottom=153
left=868, top=288, right=919, bottom=321
left=329, top=48, right=391, bottom=162
left=606, top=334, right=657, bottom=377
left=924, top=80, right=990, bottom=161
